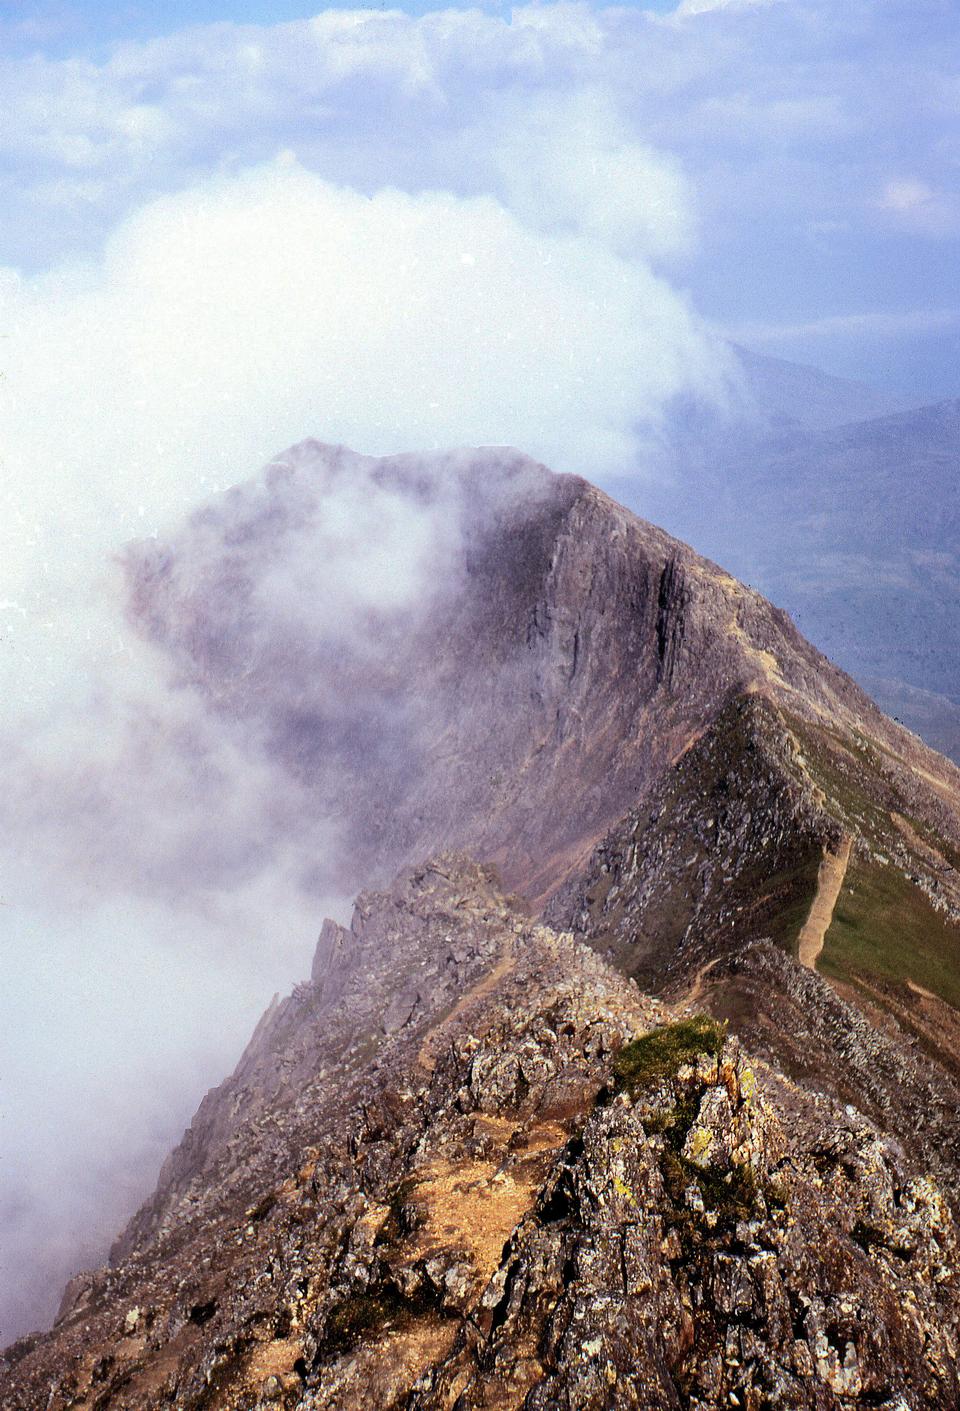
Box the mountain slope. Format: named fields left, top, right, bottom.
left=4, top=860, right=958, bottom=1409
left=730, top=344, right=905, bottom=432
left=3, top=446, right=960, bottom=1407
left=123, top=444, right=960, bottom=1096
left=123, top=440, right=959, bottom=905
left=643, top=396, right=960, bottom=763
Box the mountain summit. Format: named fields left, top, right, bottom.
left=4, top=445, right=960, bottom=1409
left=122, top=441, right=957, bottom=906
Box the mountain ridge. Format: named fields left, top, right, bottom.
left=123, top=440, right=960, bottom=907
left=645, top=381, right=960, bottom=764
left=4, top=445, right=960, bottom=1408
left=5, top=856, right=958, bottom=1408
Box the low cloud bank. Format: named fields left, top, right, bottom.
left=0, top=126, right=733, bottom=1341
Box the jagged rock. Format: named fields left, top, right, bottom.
left=3, top=860, right=958, bottom=1408
left=5, top=450, right=960, bottom=1405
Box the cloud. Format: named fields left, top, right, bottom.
left=0, top=155, right=725, bottom=637
left=876, top=178, right=960, bottom=238
left=481, top=87, right=695, bottom=260
left=674, top=0, right=779, bottom=17
left=0, top=111, right=733, bottom=1337
left=0, top=886, right=320, bottom=1345
left=2, top=1, right=959, bottom=354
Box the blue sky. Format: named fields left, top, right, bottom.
left=2, top=0, right=958, bottom=402
left=3, top=0, right=680, bottom=57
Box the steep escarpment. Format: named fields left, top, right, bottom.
left=4, top=861, right=958, bottom=1409
left=5, top=447, right=960, bottom=1407
left=121, top=441, right=959, bottom=908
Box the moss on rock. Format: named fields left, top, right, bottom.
left=611, top=1016, right=727, bottom=1097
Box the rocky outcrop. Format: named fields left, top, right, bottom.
left=546, top=694, right=838, bottom=990
left=4, top=860, right=958, bottom=1408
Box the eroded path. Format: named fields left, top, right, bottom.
left=798, top=834, right=853, bottom=971
left=417, top=944, right=517, bottom=1074
left=683, top=956, right=723, bottom=1009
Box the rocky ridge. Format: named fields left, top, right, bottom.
left=4, top=448, right=960, bottom=1407
left=3, top=859, right=958, bottom=1409
left=121, top=442, right=960, bottom=908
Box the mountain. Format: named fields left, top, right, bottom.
left=5, top=859, right=959, bottom=1409
left=3, top=445, right=960, bottom=1408
left=643, top=375, right=960, bottom=765
left=119, top=440, right=955, bottom=906
left=730, top=345, right=905, bottom=433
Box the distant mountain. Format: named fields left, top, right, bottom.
left=731, top=344, right=906, bottom=432
left=643, top=360, right=960, bottom=764
left=5, top=446, right=960, bottom=1409
left=857, top=675, right=960, bottom=766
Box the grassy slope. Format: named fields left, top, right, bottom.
left=784, top=710, right=960, bottom=1010
left=820, top=859, right=960, bottom=1010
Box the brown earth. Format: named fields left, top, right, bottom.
left=797, top=835, right=853, bottom=970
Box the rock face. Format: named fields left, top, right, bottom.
left=120, top=440, right=958, bottom=906
left=4, top=447, right=960, bottom=1407
left=4, top=860, right=958, bottom=1409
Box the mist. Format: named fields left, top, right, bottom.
left=0, top=141, right=733, bottom=1342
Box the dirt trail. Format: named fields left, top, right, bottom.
left=797, top=835, right=853, bottom=971
left=417, top=945, right=517, bottom=1074
left=683, top=956, right=723, bottom=1009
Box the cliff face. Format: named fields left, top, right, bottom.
left=121, top=441, right=959, bottom=907
left=4, top=861, right=958, bottom=1410
left=4, top=447, right=960, bottom=1408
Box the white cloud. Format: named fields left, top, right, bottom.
left=880, top=178, right=935, bottom=213
left=876, top=177, right=960, bottom=237
left=483, top=87, right=695, bottom=259
left=0, top=136, right=732, bottom=1339
left=1, top=1, right=958, bottom=308
left=675, top=0, right=779, bottom=17
left=0, top=154, right=726, bottom=629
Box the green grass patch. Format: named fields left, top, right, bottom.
left=663, top=1149, right=759, bottom=1217
left=733, top=850, right=823, bottom=955
left=819, top=858, right=960, bottom=1009
left=659, top=1150, right=761, bottom=1253
left=612, top=1017, right=726, bottom=1097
